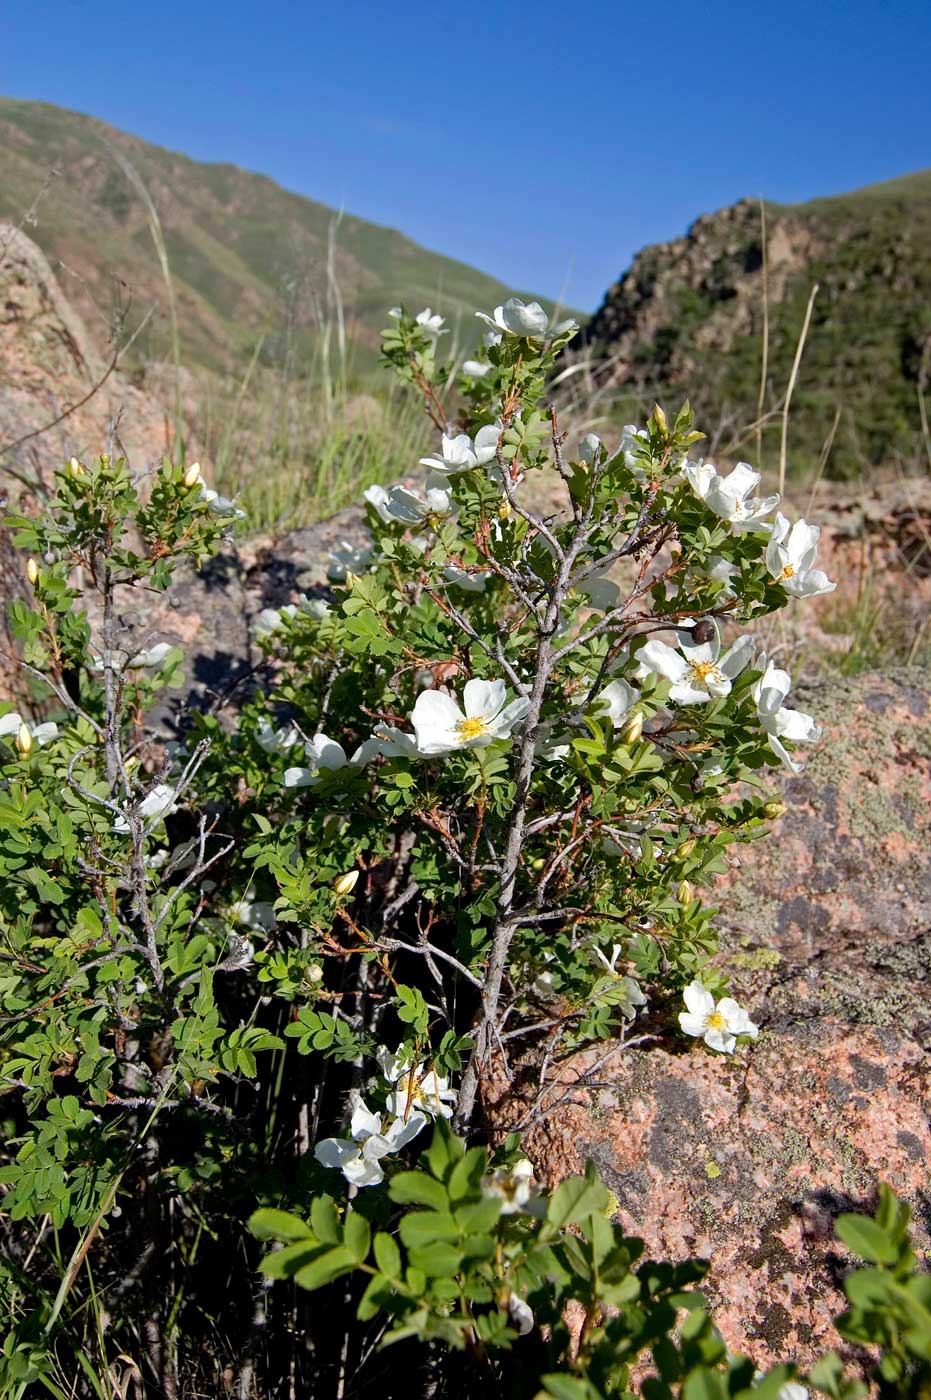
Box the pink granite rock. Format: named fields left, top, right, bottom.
left=490, top=669, right=931, bottom=1373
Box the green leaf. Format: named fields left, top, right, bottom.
left=294, top=1245, right=357, bottom=1292
left=425, top=1118, right=464, bottom=1180
left=373, top=1232, right=402, bottom=1280
left=343, top=1210, right=371, bottom=1264
left=407, top=1241, right=464, bottom=1276
left=310, top=1196, right=342, bottom=1245
left=398, top=1211, right=459, bottom=1250
left=395, top=983, right=429, bottom=1031
left=447, top=1147, right=486, bottom=1202
left=389, top=1172, right=449, bottom=1210
left=547, top=1161, right=610, bottom=1229
left=843, top=1266, right=898, bottom=1310
left=357, top=1272, right=395, bottom=1322
left=539, top=1376, right=605, bottom=1400
left=683, top=1368, right=728, bottom=1400
left=259, top=1241, right=323, bottom=1280
left=248, top=1209, right=313, bottom=1242
left=835, top=1213, right=899, bottom=1265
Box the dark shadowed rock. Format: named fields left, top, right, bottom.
left=122, top=506, right=370, bottom=728
left=490, top=668, right=931, bottom=1372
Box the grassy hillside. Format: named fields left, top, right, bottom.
left=582, top=172, right=931, bottom=478
left=0, top=97, right=572, bottom=377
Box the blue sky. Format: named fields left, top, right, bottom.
left=4, top=0, right=930, bottom=310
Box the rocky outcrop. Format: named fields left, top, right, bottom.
left=580, top=180, right=931, bottom=476
left=489, top=669, right=931, bottom=1371
left=0, top=223, right=171, bottom=483
left=584, top=199, right=815, bottom=368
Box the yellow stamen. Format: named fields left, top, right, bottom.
left=706, top=1010, right=727, bottom=1031
left=689, top=660, right=724, bottom=684
left=455, top=716, right=490, bottom=740
left=777, top=564, right=796, bottom=582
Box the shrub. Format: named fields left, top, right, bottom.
left=1, top=300, right=918, bottom=1398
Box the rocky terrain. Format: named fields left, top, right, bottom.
left=0, top=221, right=170, bottom=482
left=488, top=669, right=931, bottom=1369
left=581, top=175, right=931, bottom=477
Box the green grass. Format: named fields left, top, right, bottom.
left=202, top=366, right=430, bottom=533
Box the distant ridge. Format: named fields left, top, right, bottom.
left=582, top=171, right=931, bottom=477
left=0, top=97, right=571, bottom=375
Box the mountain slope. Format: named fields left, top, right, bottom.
left=582, top=174, right=931, bottom=477
left=0, top=98, right=568, bottom=376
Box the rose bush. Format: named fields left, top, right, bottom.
left=1, top=298, right=922, bottom=1399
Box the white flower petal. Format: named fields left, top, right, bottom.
left=595, top=680, right=637, bottom=726
left=639, top=640, right=689, bottom=683
left=719, top=634, right=755, bottom=679
left=668, top=681, right=713, bottom=705
left=383, top=1110, right=429, bottom=1149
left=494, top=696, right=532, bottom=734
left=350, top=1096, right=384, bottom=1141
left=314, top=1137, right=358, bottom=1170
left=463, top=678, right=506, bottom=722
left=678, top=1012, right=708, bottom=1038
left=411, top=690, right=464, bottom=755
left=307, top=734, right=348, bottom=770
left=283, top=766, right=316, bottom=788
left=682, top=981, right=715, bottom=1018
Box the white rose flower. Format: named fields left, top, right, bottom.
left=507, top=1294, right=535, bottom=1336
left=477, top=297, right=549, bottom=339
left=692, top=554, right=740, bottom=598
left=0, top=713, right=58, bottom=747
left=113, top=783, right=177, bottom=833
left=385, top=480, right=453, bottom=523
left=327, top=540, right=374, bottom=583
left=683, top=460, right=779, bottom=533
left=577, top=573, right=621, bottom=610
left=230, top=898, right=277, bottom=933
left=255, top=718, right=301, bottom=754
left=253, top=605, right=298, bottom=640
left=766, top=513, right=836, bottom=598
left=415, top=307, right=448, bottom=339
left=678, top=980, right=758, bottom=1053
left=579, top=433, right=603, bottom=465
left=462, top=358, right=492, bottom=378
left=594, top=679, right=639, bottom=727
left=314, top=1093, right=428, bottom=1189
left=371, top=723, right=420, bottom=759
left=639, top=622, right=754, bottom=705
left=377, top=1046, right=457, bottom=1120
left=419, top=424, right=500, bottom=476
left=476, top=297, right=577, bottom=341
left=591, top=945, right=648, bottom=1018
left=752, top=657, right=821, bottom=771
left=619, top=423, right=651, bottom=478
left=200, top=485, right=246, bottom=520
left=443, top=564, right=490, bottom=592
left=363, top=483, right=393, bottom=523
left=125, top=642, right=176, bottom=670
left=411, top=678, right=531, bottom=756
left=283, top=728, right=384, bottom=787
left=283, top=732, right=350, bottom=788
left=482, top=1158, right=535, bottom=1215
left=0, top=712, right=23, bottom=739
